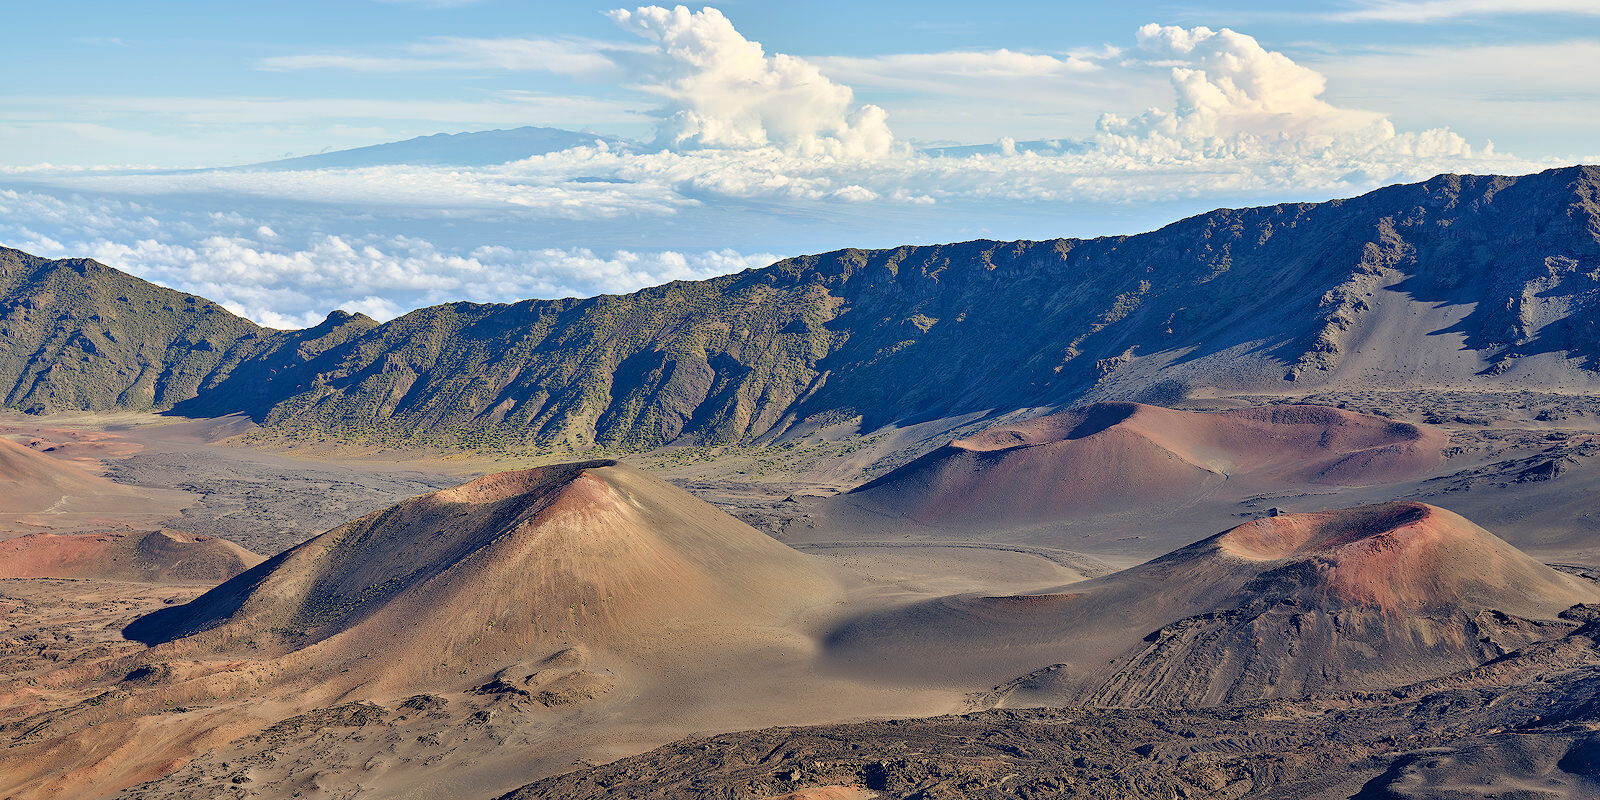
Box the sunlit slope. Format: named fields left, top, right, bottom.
left=826, top=502, right=1597, bottom=706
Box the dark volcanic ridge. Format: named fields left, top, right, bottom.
left=505, top=612, right=1600, bottom=800
left=0, top=165, right=1595, bottom=452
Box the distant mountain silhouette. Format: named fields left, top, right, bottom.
left=242, top=126, right=629, bottom=170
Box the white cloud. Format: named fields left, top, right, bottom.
left=3, top=21, right=1549, bottom=231
left=820, top=49, right=1100, bottom=86
left=607, top=5, right=899, bottom=157
left=7, top=20, right=1549, bottom=217
left=34, top=159, right=690, bottom=219
left=1331, top=0, right=1600, bottom=22
left=258, top=37, right=621, bottom=78
left=0, top=185, right=779, bottom=326
left=830, top=184, right=879, bottom=202
left=1095, top=24, right=1476, bottom=162
left=1122, top=24, right=1383, bottom=138
left=0, top=18, right=1570, bottom=327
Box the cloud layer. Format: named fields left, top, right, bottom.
left=1, top=184, right=776, bottom=328
left=0, top=10, right=1573, bottom=329
left=258, top=37, right=624, bottom=78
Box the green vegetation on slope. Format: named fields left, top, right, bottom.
left=0, top=247, right=378, bottom=417
left=6, top=166, right=1600, bottom=451
left=0, top=248, right=266, bottom=413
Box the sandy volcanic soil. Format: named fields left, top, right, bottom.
left=4, top=389, right=1598, bottom=566
left=508, top=619, right=1600, bottom=800
left=0, top=408, right=1103, bottom=602
left=732, top=391, right=1600, bottom=570
left=0, top=412, right=473, bottom=555
left=841, top=402, right=1448, bottom=529
left=0, top=529, right=260, bottom=583
left=0, top=461, right=967, bottom=800
left=825, top=502, right=1599, bottom=707
left=0, top=579, right=205, bottom=686
left=3, top=391, right=1600, bottom=800
left=0, top=430, right=190, bottom=536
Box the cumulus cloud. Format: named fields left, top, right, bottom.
left=0, top=16, right=1565, bottom=327
left=607, top=5, right=899, bottom=157
left=7, top=20, right=1544, bottom=216
left=1095, top=24, right=1475, bottom=162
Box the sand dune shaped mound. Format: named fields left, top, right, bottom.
left=1209, top=502, right=1581, bottom=612
left=826, top=502, right=1595, bottom=707
left=0, top=528, right=260, bottom=582
left=126, top=459, right=836, bottom=689
left=0, top=435, right=169, bottom=515
left=846, top=402, right=1445, bottom=526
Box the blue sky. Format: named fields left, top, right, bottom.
left=2, top=1, right=1597, bottom=326
left=7, top=0, right=1598, bottom=163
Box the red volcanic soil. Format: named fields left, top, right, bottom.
left=758, top=788, right=877, bottom=800
left=0, top=462, right=846, bottom=800
left=1213, top=502, right=1580, bottom=614
left=847, top=402, right=1446, bottom=526
left=126, top=459, right=837, bottom=692
left=826, top=501, right=1596, bottom=705
left=0, top=529, right=261, bottom=583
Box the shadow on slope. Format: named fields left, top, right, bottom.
left=826, top=501, right=1596, bottom=706
left=125, top=459, right=837, bottom=691
left=843, top=402, right=1445, bottom=527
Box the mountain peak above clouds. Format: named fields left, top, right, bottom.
left=242, top=126, right=632, bottom=170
